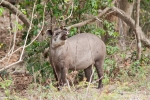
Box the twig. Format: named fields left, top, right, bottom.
left=95, top=17, right=102, bottom=22
left=59, top=2, right=74, bottom=21
left=92, top=76, right=103, bottom=84
left=66, top=0, right=116, bottom=30
left=0, top=60, right=23, bottom=72
left=66, top=7, right=110, bottom=30
left=66, top=79, right=72, bottom=92
left=19, top=0, right=37, bottom=60
left=6, top=6, right=19, bottom=65
left=85, top=66, right=95, bottom=100
left=104, top=11, right=115, bottom=18
left=8, top=29, right=12, bottom=54
left=129, top=38, right=136, bottom=49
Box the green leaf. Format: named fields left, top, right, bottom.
left=0, top=7, right=4, bottom=16
left=64, top=0, right=70, bottom=3
left=21, top=9, right=27, bottom=15
left=13, top=21, right=23, bottom=32
left=0, top=43, right=3, bottom=48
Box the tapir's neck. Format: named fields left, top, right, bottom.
left=50, top=40, right=69, bottom=60
left=50, top=40, right=67, bottom=50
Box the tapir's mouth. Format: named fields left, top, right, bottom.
left=61, top=34, right=68, bottom=40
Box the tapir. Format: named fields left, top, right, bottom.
left=46, top=27, right=106, bottom=89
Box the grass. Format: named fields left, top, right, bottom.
left=0, top=64, right=150, bottom=100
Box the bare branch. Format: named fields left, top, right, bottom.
left=6, top=9, right=19, bottom=65
left=0, top=0, right=30, bottom=27
left=111, top=6, right=135, bottom=29
left=0, top=2, right=46, bottom=72
left=0, top=60, right=23, bottom=72
left=111, top=6, right=150, bottom=48
left=59, top=2, right=74, bottom=21
left=66, top=0, right=116, bottom=30
left=19, top=0, right=37, bottom=60
left=66, top=7, right=110, bottom=30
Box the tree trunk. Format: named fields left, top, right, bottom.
left=118, top=0, right=135, bottom=50
left=135, top=0, right=141, bottom=60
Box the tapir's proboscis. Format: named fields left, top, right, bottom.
left=46, top=27, right=106, bottom=90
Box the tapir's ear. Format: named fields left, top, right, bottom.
left=46, top=29, right=53, bottom=36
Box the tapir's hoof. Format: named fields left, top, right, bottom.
left=97, top=84, right=103, bottom=89
left=57, top=86, right=62, bottom=91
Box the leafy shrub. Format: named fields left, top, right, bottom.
left=25, top=40, right=54, bottom=84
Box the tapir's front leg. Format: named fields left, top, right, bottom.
left=61, top=67, right=68, bottom=86
left=52, top=66, right=63, bottom=90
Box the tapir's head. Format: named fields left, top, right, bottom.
left=46, top=27, right=69, bottom=49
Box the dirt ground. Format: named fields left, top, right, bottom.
left=0, top=81, right=150, bottom=100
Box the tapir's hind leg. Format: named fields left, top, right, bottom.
left=84, top=65, right=93, bottom=82
left=94, top=59, right=104, bottom=89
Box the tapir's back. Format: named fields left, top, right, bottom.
left=67, top=33, right=106, bottom=70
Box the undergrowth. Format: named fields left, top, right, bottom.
left=1, top=45, right=150, bottom=100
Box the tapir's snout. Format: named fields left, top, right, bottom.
left=61, top=32, right=68, bottom=40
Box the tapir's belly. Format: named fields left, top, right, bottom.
left=69, top=57, right=94, bottom=70
left=69, top=45, right=95, bottom=70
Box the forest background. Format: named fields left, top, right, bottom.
left=0, top=0, right=150, bottom=99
